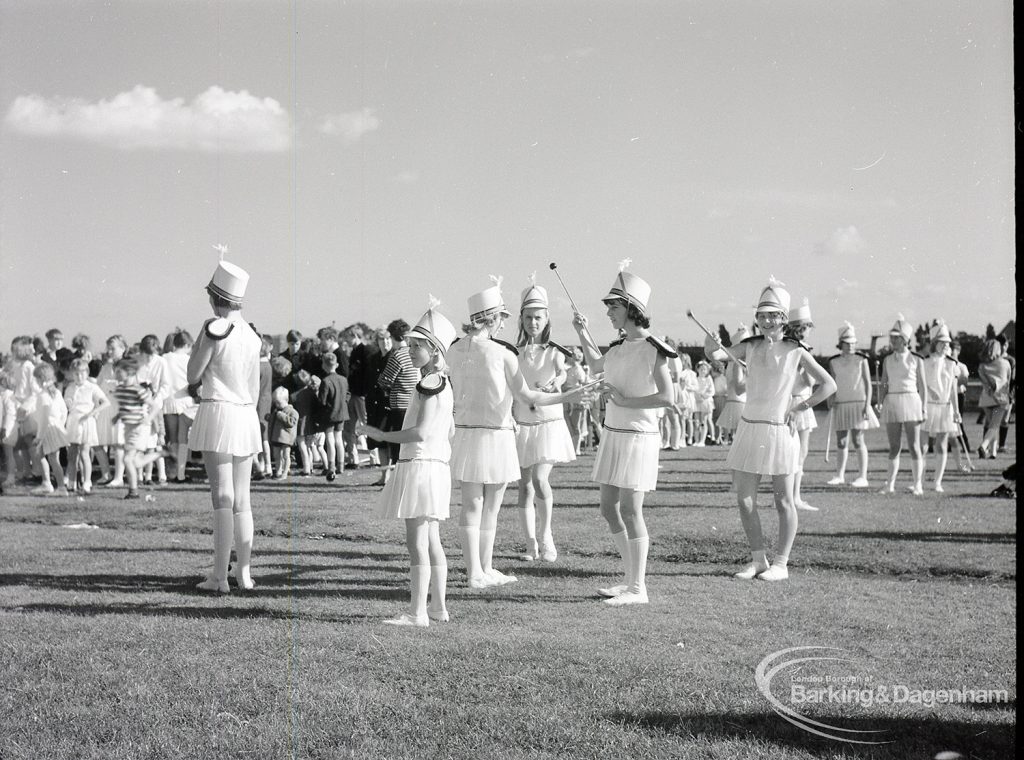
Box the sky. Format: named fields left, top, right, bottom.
left=0, top=0, right=1015, bottom=351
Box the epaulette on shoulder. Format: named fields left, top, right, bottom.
left=645, top=335, right=679, bottom=359
left=608, top=338, right=625, bottom=349
left=910, top=351, right=925, bottom=359
left=827, top=354, right=841, bottom=363
left=782, top=336, right=810, bottom=351
left=449, top=336, right=461, bottom=347
left=741, top=335, right=765, bottom=344
left=491, top=338, right=519, bottom=356
left=204, top=317, right=234, bottom=340
left=547, top=340, right=573, bottom=358
left=416, top=375, right=448, bottom=397
left=943, top=355, right=958, bottom=364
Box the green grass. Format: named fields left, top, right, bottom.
left=0, top=417, right=1015, bottom=759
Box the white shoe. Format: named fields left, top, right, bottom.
left=597, top=583, right=628, bottom=598
left=906, top=484, right=924, bottom=496
left=604, top=589, right=648, bottom=606
left=933, top=483, right=945, bottom=493
left=383, top=612, right=429, bottom=627
left=795, top=502, right=819, bottom=512
left=104, top=479, right=125, bottom=488
left=520, top=540, right=538, bottom=562
left=757, top=565, right=789, bottom=582
left=734, top=562, right=770, bottom=580
left=31, top=484, right=55, bottom=495
left=427, top=606, right=450, bottom=623
left=826, top=476, right=845, bottom=486
left=850, top=477, right=870, bottom=488
left=539, top=539, right=557, bottom=562
left=877, top=484, right=895, bottom=494
left=484, top=568, right=517, bottom=585
left=196, top=577, right=230, bottom=593
left=467, top=574, right=496, bottom=589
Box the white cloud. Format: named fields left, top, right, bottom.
left=4, top=85, right=291, bottom=152
left=318, top=107, right=380, bottom=142
left=815, top=225, right=866, bottom=256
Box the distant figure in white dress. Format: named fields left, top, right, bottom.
left=877, top=314, right=927, bottom=496
left=825, top=322, right=879, bottom=488
left=921, top=321, right=961, bottom=492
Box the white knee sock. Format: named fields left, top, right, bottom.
left=428, top=563, right=448, bottom=620
left=518, top=504, right=536, bottom=543
left=627, top=536, right=649, bottom=594
left=458, top=526, right=483, bottom=581
left=233, top=511, right=254, bottom=589
left=409, top=565, right=430, bottom=619
left=478, top=528, right=496, bottom=573
left=211, top=507, right=234, bottom=582
left=611, top=530, right=631, bottom=586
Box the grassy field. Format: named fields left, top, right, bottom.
left=0, top=415, right=1015, bottom=759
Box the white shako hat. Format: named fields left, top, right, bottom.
left=406, top=295, right=458, bottom=356
left=838, top=321, right=858, bottom=344
left=889, top=313, right=913, bottom=341
left=730, top=323, right=751, bottom=345
left=520, top=272, right=549, bottom=311
left=206, top=247, right=249, bottom=304
left=467, top=276, right=511, bottom=322
left=755, top=275, right=790, bottom=315
left=788, top=297, right=813, bottom=326
left=703, top=334, right=728, bottom=362
left=602, top=258, right=651, bottom=315
left=930, top=319, right=952, bottom=344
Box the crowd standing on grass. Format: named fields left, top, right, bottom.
left=0, top=258, right=1015, bottom=619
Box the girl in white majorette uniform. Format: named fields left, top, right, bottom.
left=921, top=320, right=961, bottom=492
left=825, top=322, right=879, bottom=488
left=447, top=277, right=581, bottom=589
left=513, top=275, right=577, bottom=563
left=784, top=299, right=820, bottom=512
left=714, top=324, right=750, bottom=442
left=358, top=298, right=458, bottom=627
left=877, top=314, right=927, bottom=495
left=713, top=277, right=835, bottom=582
left=571, top=261, right=677, bottom=607
left=187, top=253, right=263, bottom=593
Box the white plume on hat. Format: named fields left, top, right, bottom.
left=930, top=318, right=952, bottom=344
left=889, top=312, right=913, bottom=341
left=838, top=321, right=858, bottom=344
left=206, top=245, right=249, bottom=303
left=520, top=270, right=549, bottom=311
left=756, top=274, right=790, bottom=315
left=603, top=259, right=651, bottom=315
left=467, top=276, right=511, bottom=322
left=407, top=294, right=457, bottom=355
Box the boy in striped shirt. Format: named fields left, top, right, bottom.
left=112, top=359, right=165, bottom=499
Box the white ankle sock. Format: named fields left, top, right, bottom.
left=773, top=554, right=789, bottom=568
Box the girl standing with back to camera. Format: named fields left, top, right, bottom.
left=825, top=322, right=879, bottom=488
left=187, top=255, right=263, bottom=593
left=571, top=261, right=677, bottom=606
left=513, top=275, right=577, bottom=563
left=877, top=314, right=927, bottom=495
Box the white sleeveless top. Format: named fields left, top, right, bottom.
left=513, top=344, right=565, bottom=423
left=447, top=336, right=514, bottom=430
left=923, top=355, right=956, bottom=405
left=884, top=350, right=920, bottom=394
left=603, top=338, right=659, bottom=433
left=398, top=376, right=454, bottom=462
left=742, top=340, right=803, bottom=424
left=197, top=313, right=261, bottom=406
left=831, top=354, right=869, bottom=403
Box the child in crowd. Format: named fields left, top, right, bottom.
left=267, top=386, right=299, bottom=479
left=162, top=330, right=198, bottom=483
left=710, top=360, right=728, bottom=444
left=63, top=358, right=110, bottom=494
left=290, top=369, right=318, bottom=475
left=715, top=325, right=751, bottom=446
left=358, top=300, right=458, bottom=627
left=95, top=335, right=128, bottom=486
left=5, top=336, right=40, bottom=483
left=877, top=314, right=927, bottom=495
left=254, top=335, right=274, bottom=480
left=317, top=352, right=349, bottom=481
left=113, top=358, right=163, bottom=500
left=31, top=363, right=70, bottom=496
left=693, top=360, right=715, bottom=446
left=921, top=321, right=961, bottom=492
left=1, top=372, right=16, bottom=487
left=136, top=335, right=168, bottom=486
left=677, top=353, right=698, bottom=446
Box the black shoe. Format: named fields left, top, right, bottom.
left=344, top=463, right=358, bottom=470
left=174, top=476, right=193, bottom=484
left=252, top=471, right=265, bottom=481
left=124, top=490, right=141, bottom=500
left=989, top=484, right=1015, bottom=499
left=326, top=471, right=336, bottom=482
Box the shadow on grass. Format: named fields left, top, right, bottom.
left=607, top=710, right=1014, bottom=757
left=801, top=530, right=1015, bottom=545
left=3, top=601, right=369, bottom=623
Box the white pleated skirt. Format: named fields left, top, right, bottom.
left=94, top=406, right=123, bottom=446
left=790, top=406, right=818, bottom=433
left=880, top=392, right=924, bottom=424
left=450, top=427, right=520, bottom=484
left=377, top=459, right=452, bottom=520
left=592, top=426, right=661, bottom=492
left=515, top=419, right=577, bottom=469
left=923, top=401, right=957, bottom=434
left=188, top=401, right=262, bottom=457
left=831, top=400, right=880, bottom=431
left=65, top=414, right=98, bottom=446
left=39, top=425, right=70, bottom=456
left=726, top=418, right=800, bottom=476
left=716, top=400, right=745, bottom=431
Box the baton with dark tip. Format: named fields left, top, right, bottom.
left=549, top=261, right=599, bottom=350
left=686, top=309, right=745, bottom=367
